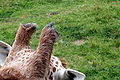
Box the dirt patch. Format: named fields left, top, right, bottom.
left=73, top=39, right=85, bottom=46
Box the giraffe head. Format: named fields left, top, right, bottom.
left=0, top=23, right=85, bottom=80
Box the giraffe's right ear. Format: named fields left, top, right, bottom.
left=65, top=69, right=85, bottom=80
left=53, top=69, right=85, bottom=80
left=0, top=41, right=11, bottom=66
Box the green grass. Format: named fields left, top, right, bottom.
left=0, top=0, right=120, bottom=80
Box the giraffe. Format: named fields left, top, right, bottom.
left=0, top=23, right=85, bottom=80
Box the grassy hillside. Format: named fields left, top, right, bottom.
left=0, top=0, right=120, bottom=80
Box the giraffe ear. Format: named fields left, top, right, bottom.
left=53, top=69, right=85, bottom=80
left=65, top=69, right=85, bottom=80
left=0, top=41, right=11, bottom=66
